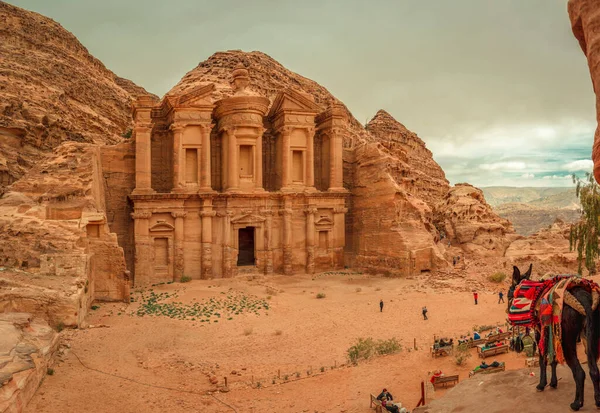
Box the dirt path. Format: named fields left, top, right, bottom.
left=25, top=272, right=525, bottom=413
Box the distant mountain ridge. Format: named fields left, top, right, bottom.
left=480, top=186, right=580, bottom=235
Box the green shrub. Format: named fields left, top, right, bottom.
left=375, top=337, right=402, bottom=356
left=488, top=272, right=507, bottom=283
left=347, top=337, right=375, bottom=364
left=47, top=368, right=55, bottom=375
left=55, top=322, right=65, bottom=332
left=347, top=337, right=402, bottom=364
left=121, top=129, right=132, bottom=139
left=316, top=293, right=326, bottom=299
left=180, top=276, right=192, bottom=283
left=454, top=342, right=472, bottom=365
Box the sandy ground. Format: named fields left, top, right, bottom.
left=25, top=270, right=538, bottom=413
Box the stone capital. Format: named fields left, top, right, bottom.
left=259, top=208, right=274, bottom=216
left=333, top=207, right=348, bottom=214
left=134, top=123, right=153, bottom=132
left=200, top=211, right=217, bottom=218
left=216, top=210, right=235, bottom=218
left=331, top=127, right=344, bottom=136
left=171, top=211, right=187, bottom=219
left=304, top=207, right=318, bottom=215
left=279, top=208, right=293, bottom=217
left=131, top=211, right=152, bottom=220
left=221, top=126, right=237, bottom=135
left=170, top=122, right=187, bottom=132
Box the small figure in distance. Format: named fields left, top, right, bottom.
left=422, top=305, right=428, bottom=320
left=380, top=299, right=384, bottom=313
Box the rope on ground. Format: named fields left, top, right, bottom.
left=70, top=350, right=238, bottom=413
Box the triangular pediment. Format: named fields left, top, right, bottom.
left=268, top=88, right=322, bottom=118
left=315, top=217, right=334, bottom=226
left=231, top=214, right=266, bottom=224
left=149, top=221, right=175, bottom=232
left=176, top=84, right=215, bottom=107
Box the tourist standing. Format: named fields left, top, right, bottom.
left=422, top=306, right=428, bottom=320
left=473, top=291, right=478, bottom=305
left=380, top=299, right=384, bottom=312
left=498, top=291, right=504, bottom=304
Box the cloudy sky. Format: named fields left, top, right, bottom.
left=8, top=0, right=596, bottom=187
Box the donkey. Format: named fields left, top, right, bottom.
left=508, top=264, right=600, bottom=411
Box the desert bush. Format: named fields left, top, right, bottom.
left=355, top=287, right=362, bottom=293
left=375, top=287, right=381, bottom=291
left=55, top=322, right=65, bottom=332
left=275, top=329, right=283, bottom=336
left=320, top=366, right=325, bottom=372
left=265, top=286, right=278, bottom=296
left=472, top=324, right=495, bottom=333
left=47, top=368, right=55, bottom=375
left=180, top=276, right=192, bottom=283
left=347, top=337, right=402, bottom=364
left=375, top=337, right=402, bottom=356
left=91, top=305, right=100, bottom=310
left=347, top=337, right=375, bottom=364
left=295, top=371, right=301, bottom=378
left=243, top=327, right=253, bottom=336
left=316, top=292, right=326, bottom=299
left=283, top=374, right=289, bottom=381
left=454, top=343, right=472, bottom=366
left=488, top=272, right=507, bottom=283
left=121, top=129, right=132, bottom=139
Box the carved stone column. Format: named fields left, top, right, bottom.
left=305, top=207, right=317, bottom=274
left=200, top=124, right=213, bottom=191
left=281, top=127, right=292, bottom=190
left=227, top=127, right=239, bottom=191
left=333, top=206, right=348, bottom=269
left=133, top=124, right=154, bottom=194
left=280, top=207, right=293, bottom=275
left=255, top=127, right=265, bottom=191
left=329, top=127, right=344, bottom=191
left=262, top=208, right=274, bottom=275
left=200, top=210, right=216, bottom=279
left=172, top=211, right=186, bottom=281
left=306, top=127, right=315, bottom=189
left=171, top=123, right=185, bottom=192
left=222, top=211, right=234, bottom=277
left=131, top=210, right=152, bottom=285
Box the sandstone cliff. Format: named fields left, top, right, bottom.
left=366, top=110, right=449, bottom=206
left=0, top=1, right=154, bottom=191
left=569, top=0, right=600, bottom=183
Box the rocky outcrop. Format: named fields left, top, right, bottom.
left=0, top=142, right=130, bottom=324
left=505, top=219, right=581, bottom=274
left=569, top=0, right=600, bottom=183
left=435, top=184, right=518, bottom=256
left=0, top=1, right=154, bottom=191
left=0, top=313, right=59, bottom=413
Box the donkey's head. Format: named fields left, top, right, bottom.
left=507, top=263, right=533, bottom=312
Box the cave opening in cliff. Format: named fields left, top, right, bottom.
left=237, top=227, right=256, bottom=266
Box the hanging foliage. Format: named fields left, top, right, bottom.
left=570, top=172, right=600, bottom=275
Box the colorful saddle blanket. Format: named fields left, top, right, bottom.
left=508, top=274, right=600, bottom=364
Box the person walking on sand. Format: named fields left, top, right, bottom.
left=380, top=299, right=384, bottom=312
left=473, top=291, right=478, bottom=305
left=422, top=306, right=428, bottom=320
left=498, top=291, right=504, bottom=304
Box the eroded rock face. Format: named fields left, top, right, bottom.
left=0, top=1, right=154, bottom=192
left=0, top=313, right=59, bottom=413
left=435, top=184, right=518, bottom=256
left=366, top=110, right=449, bottom=206
left=568, top=0, right=600, bottom=183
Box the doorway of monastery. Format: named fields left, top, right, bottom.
left=237, top=227, right=255, bottom=266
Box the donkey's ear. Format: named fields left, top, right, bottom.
left=523, top=263, right=533, bottom=280
left=512, top=266, right=521, bottom=284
